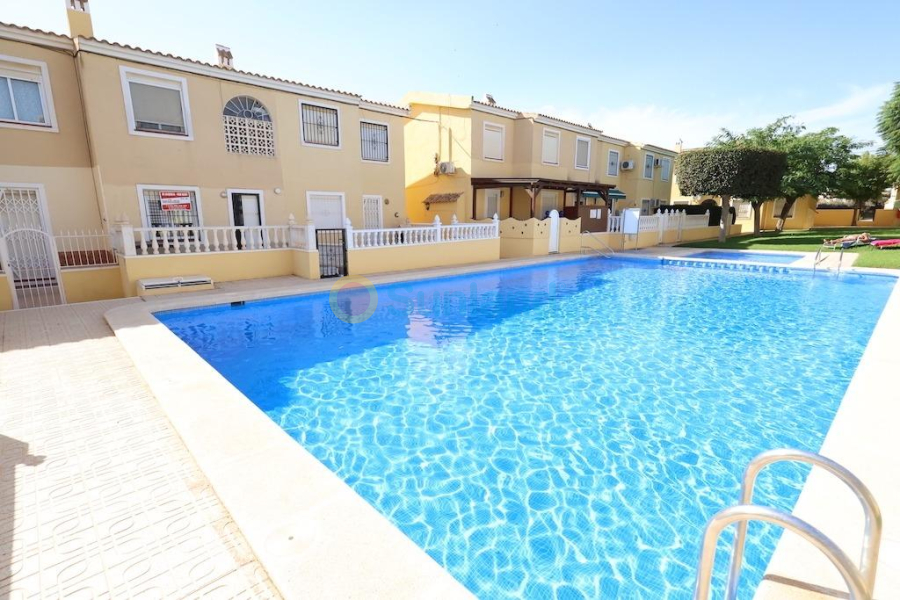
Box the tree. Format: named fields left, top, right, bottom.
left=675, top=148, right=786, bottom=242
left=877, top=82, right=900, bottom=183
left=832, top=152, right=892, bottom=225
left=710, top=118, right=862, bottom=231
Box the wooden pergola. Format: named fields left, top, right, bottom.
left=470, top=177, right=614, bottom=220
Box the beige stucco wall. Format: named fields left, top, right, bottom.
left=0, top=272, right=12, bottom=311
left=76, top=51, right=407, bottom=231
left=0, top=38, right=103, bottom=231
left=813, top=209, right=855, bottom=228
left=118, top=249, right=295, bottom=296
left=872, top=209, right=899, bottom=228
left=347, top=239, right=500, bottom=275
left=498, top=217, right=550, bottom=258
left=60, top=266, right=124, bottom=303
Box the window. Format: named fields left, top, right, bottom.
left=360, top=120, right=389, bottom=162
left=773, top=198, right=796, bottom=219
left=575, top=136, right=591, bottom=170
left=483, top=122, right=504, bottom=161
left=484, top=189, right=500, bottom=219
left=541, top=128, right=560, bottom=165
left=138, top=186, right=202, bottom=228
left=0, top=55, right=56, bottom=130
left=120, top=67, right=191, bottom=138
left=301, top=102, right=340, bottom=147
left=660, top=157, right=672, bottom=181
left=607, top=149, right=620, bottom=176
left=222, top=96, right=275, bottom=157
left=735, top=200, right=752, bottom=219
left=540, top=191, right=557, bottom=217
left=643, top=153, right=655, bottom=179
left=640, top=198, right=660, bottom=216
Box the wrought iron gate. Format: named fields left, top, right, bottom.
left=0, top=186, right=66, bottom=309
left=316, top=228, right=347, bottom=278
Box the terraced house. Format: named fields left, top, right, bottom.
left=0, top=1, right=410, bottom=308
left=402, top=91, right=677, bottom=227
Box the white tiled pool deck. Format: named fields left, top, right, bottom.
left=0, top=299, right=279, bottom=599
left=2, top=251, right=898, bottom=599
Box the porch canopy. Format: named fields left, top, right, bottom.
left=470, top=177, right=614, bottom=219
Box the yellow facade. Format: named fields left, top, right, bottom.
left=347, top=239, right=500, bottom=276
left=402, top=93, right=676, bottom=224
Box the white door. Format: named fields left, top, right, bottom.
left=308, top=193, right=345, bottom=228
left=548, top=209, right=560, bottom=253
left=484, top=189, right=500, bottom=219
left=362, top=195, right=383, bottom=229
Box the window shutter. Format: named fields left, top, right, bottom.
left=542, top=131, right=559, bottom=164
left=129, top=82, right=185, bottom=131
left=483, top=125, right=503, bottom=160
left=576, top=138, right=590, bottom=169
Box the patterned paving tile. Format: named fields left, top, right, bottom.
left=0, top=300, right=280, bottom=599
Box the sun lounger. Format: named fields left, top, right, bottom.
left=871, top=239, right=900, bottom=249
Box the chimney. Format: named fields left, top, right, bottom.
left=65, top=0, right=94, bottom=38
left=216, top=45, right=234, bottom=69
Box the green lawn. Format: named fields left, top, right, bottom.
left=678, top=227, right=900, bottom=269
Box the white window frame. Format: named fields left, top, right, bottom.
left=540, top=190, right=558, bottom=217
left=660, top=157, right=672, bottom=182
left=299, top=100, right=342, bottom=150
left=607, top=149, right=620, bottom=177
left=135, top=184, right=203, bottom=228
left=642, top=152, right=655, bottom=180
left=0, top=54, right=58, bottom=132
left=225, top=188, right=267, bottom=227
left=120, top=66, right=193, bottom=140
left=574, top=135, right=591, bottom=170
left=482, top=121, right=505, bottom=162
left=306, top=190, right=347, bottom=224
left=359, top=119, right=390, bottom=164
left=541, top=128, right=561, bottom=166
left=483, top=188, right=501, bottom=219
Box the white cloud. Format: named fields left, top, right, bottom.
left=532, top=83, right=892, bottom=149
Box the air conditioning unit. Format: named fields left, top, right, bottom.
left=621, top=160, right=635, bottom=170
left=437, top=161, right=456, bottom=175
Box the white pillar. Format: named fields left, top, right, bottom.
left=432, top=214, right=442, bottom=243
left=493, top=213, right=500, bottom=238
left=345, top=217, right=355, bottom=249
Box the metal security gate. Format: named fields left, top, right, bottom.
left=0, top=186, right=65, bottom=309
left=316, top=228, right=347, bottom=278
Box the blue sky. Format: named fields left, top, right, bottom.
left=6, top=0, right=897, bottom=148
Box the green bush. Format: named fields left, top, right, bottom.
left=675, top=148, right=786, bottom=198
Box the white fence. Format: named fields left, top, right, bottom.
left=349, top=215, right=499, bottom=249
left=110, top=213, right=500, bottom=257
left=55, top=229, right=117, bottom=267
left=607, top=216, right=623, bottom=233
left=605, top=210, right=711, bottom=235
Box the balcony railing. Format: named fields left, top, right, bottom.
left=348, top=215, right=499, bottom=249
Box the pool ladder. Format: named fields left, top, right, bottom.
left=581, top=230, right=616, bottom=258
left=813, top=244, right=846, bottom=275
left=693, top=448, right=881, bottom=600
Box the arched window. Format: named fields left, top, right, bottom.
left=222, top=96, right=275, bottom=156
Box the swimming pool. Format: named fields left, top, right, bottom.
left=687, top=250, right=802, bottom=264
left=158, top=258, right=894, bottom=599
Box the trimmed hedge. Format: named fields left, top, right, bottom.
left=675, top=148, right=786, bottom=197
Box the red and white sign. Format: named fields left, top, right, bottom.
left=159, top=191, right=192, bottom=211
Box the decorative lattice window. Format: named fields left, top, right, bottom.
left=222, top=96, right=275, bottom=156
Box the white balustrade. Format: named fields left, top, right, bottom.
left=351, top=215, right=499, bottom=249
left=683, top=210, right=712, bottom=229
left=607, top=215, right=623, bottom=233
left=130, top=225, right=292, bottom=255
left=638, top=215, right=660, bottom=232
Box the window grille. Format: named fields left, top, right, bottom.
left=142, top=189, right=199, bottom=228
left=360, top=121, right=388, bottom=162
left=301, top=103, right=339, bottom=146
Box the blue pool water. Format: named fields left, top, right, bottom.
left=687, top=251, right=802, bottom=264
left=158, top=258, right=894, bottom=599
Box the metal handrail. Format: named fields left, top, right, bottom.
left=693, top=505, right=870, bottom=600
left=725, top=449, right=881, bottom=599
left=581, top=230, right=615, bottom=258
